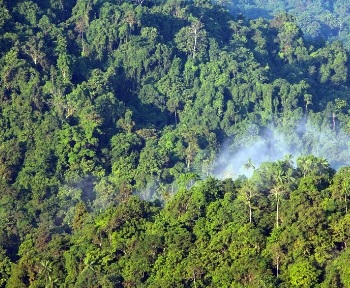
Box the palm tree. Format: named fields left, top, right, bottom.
left=39, top=260, right=53, bottom=287
left=271, top=169, right=287, bottom=228
left=46, top=276, right=59, bottom=288
left=82, top=258, right=96, bottom=274
left=297, top=155, right=330, bottom=178
left=283, top=154, right=294, bottom=166
left=239, top=180, right=258, bottom=223
left=297, top=156, right=313, bottom=178
left=241, top=159, right=257, bottom=223
left=243, top=158, right=255, bottom=178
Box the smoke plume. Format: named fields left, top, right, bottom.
left=213, top=117, right=350, bottom=179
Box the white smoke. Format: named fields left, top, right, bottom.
left=213, top=117, right=350, bottom=179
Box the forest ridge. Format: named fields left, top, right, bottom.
left=230, top=0, right=350, bottom=50
left=1, top=0, right=350, bottom=287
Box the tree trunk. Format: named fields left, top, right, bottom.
left=249, top=202, right=252, bottom=223
left=276, top=197, right=279, bottom=227
left=174, top=109, right=177, bottom=127
left=193, top=27, right=197, bottom=59
left=186, top=143, right=191, bottom=171
left=345, top=194, right=348, bottom=214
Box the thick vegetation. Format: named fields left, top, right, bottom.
left=230, top=0, right=350, bottom=50
left=1, top=0, right=350, bottom=287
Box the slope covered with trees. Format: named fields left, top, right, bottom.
left=4, top=156, right=350, bottom=287
left=1, top=0, right=350, bottom=286
left=229, top=0, right=350, bottom=49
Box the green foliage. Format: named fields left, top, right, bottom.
left=1, top=0, right=350, bottom=287
left=229, top=0, right=350, bottom=51
left=287, top=260, right=320, bottom=288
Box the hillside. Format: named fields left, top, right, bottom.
left=1, top=0, right=350, bottom=286
left=229, top=0, right=350, bottom=50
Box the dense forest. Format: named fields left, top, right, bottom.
left=1, top=0, right=350, bottom=286
left=230, top=0, right=350, bottom=50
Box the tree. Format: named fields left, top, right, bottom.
left=155, top=57, right=185, bottom=126
left=71, top=0, right=93, bottom=56
left=331, top=213, right=350, bottom=249
left=304, top=93, right=312, bottom=114
left=271, top=169, right=287, bottom=228
left=243, top=158, right=255, bottom=178
left=175, top=17, right=208, bottom=59
left=265, top=229, right=285, bottom=278
left=269, top=13, right=308, bottom=64
left=72, top=201, right=88, bottom=231
left=0, top=247, right=11, bottom=287
left=39, top=260, right=53, bottom=287
left=24, top=32, right=47, bottom=67
left=238, top=180, right=258, bottom=224
left=15, top=1, right=42, bottom=26
left=330, top=167, right=350, bottom=214
left=288, top=260, right=320, bottom=288
left=296, top=156, right=333, bottom=182
left=117, top=109, right=135, bottom=133
left=0, top=3, right=10, bottom=31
